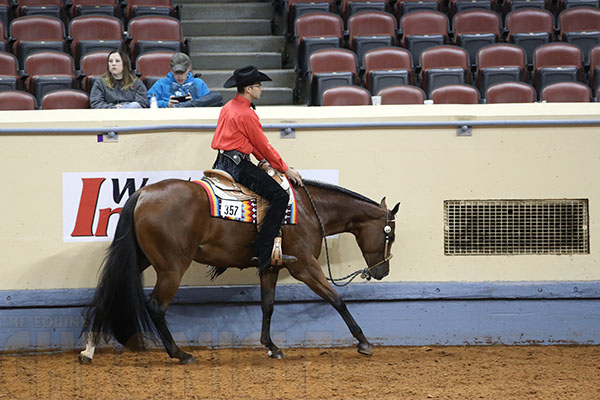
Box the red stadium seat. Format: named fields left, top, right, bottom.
left=135, top=51, right=175, bottom=88
left=559, top=7, right=600, bottom=66
left=400, top=10, right=449, bottom=68
left=0, top=51, right=19, bottom=91
left=308, top=48, right=358, bottom=106
left=69, top=16, right=124, bottom=67
left=294, top=12, right=343, bottom=74
left=127, top=16, right=185, bottom=62
left=0, top=90, right=37, bottom=110
left=79, top=51, right=111, bottom=92
left=347, top=11, right=397, bottom=69
left=10, top=15, right=66, bottom=68
left=420, top=45, right=470, bottom=95
left=430, top=84, right=479, bottom=103
left=476, top=43, right=527, bottom=98
left=452, top=10, right=501, bottom=67
left=322, top=85, right=372, bottom=106
left=363, top=47, right=413, bottom=94
left=41, top=89, right=90, bottom=109
left=377, top=84, right=426, bottom=104
left=485, top=81, right=536, bottom=103
left=533, top=43, right=584, bottom=98
left=24, top=50, right=76, bottom=103
left=541, top=82, right=591, bottom=102
left=505, top=8, right=554, bottom=66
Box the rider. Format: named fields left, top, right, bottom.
left=211, top=65, right=303, bottom=270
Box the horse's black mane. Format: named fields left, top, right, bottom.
left=303, top=179, right=379, bottom=206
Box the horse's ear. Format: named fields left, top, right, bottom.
left=380, top=197, right=387, bottom=208
left=391, top=202, right=400, bottom=216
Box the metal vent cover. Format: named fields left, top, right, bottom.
left=444, top=199, right=589, bottom=255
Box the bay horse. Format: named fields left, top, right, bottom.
left=79, top=178, right=400, bottom=364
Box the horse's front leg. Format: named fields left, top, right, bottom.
left=259, top=268, right=283, bottom=359
left=289, top=257, right=372, bottom=356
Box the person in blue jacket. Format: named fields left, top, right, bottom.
left=148, top=52, right=223, bottom=108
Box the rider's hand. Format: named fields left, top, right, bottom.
left=285, top=168, right=303, bottom=187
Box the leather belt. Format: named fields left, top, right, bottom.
left=219, top=149, right=250, bottom=164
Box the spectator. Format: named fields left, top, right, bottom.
left=147, top=52, right=223, bottom=108
left=90, top=50, right=148, bottom=109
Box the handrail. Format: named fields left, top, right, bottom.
left=1, top=119, right=600, bottom=134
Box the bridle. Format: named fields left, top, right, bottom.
left=303, top=186, right=396, bottom=287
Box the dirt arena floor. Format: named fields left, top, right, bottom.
left=0, top=345, right=598, bottom=399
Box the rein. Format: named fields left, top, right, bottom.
left=302, top=186, right=393, bottom=287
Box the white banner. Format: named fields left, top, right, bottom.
left=62, top=169, right=338, bottom=242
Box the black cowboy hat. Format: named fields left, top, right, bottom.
left=223, top=65, right=272, bottom=88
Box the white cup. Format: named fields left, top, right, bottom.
left=371, top=96, right=382, bottom=106
left=424, top=99, right=434, bottom=105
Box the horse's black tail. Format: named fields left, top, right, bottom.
left=81, top=191, right=155, bottom=348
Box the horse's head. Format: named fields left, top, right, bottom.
left=355, top=198, right=400, bottom=280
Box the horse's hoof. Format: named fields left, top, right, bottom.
left=78, top=353, right=92, bottom=364
left=179, top=355, right=196, bottom=365
left=357, top=342, right=372, bottom=356
left=268, top=349, right=284, bottom=359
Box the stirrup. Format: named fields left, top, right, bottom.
left=271, top=237, right=290, bottom=266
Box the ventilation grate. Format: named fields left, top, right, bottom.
left=444, top=199, right=589, bottom=255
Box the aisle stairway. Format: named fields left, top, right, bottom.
left=175, top=0, right=296, bottom=105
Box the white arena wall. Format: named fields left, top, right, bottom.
left=1, top=103, right=599, bottom=352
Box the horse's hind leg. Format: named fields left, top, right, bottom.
left=289, top=258, right=372, bottom=356
left=148, top=268, right=195, bottom=364
left=259, top=268, right=283, bottom=359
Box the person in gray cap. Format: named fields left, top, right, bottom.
left=147, top=52, right=223, bottom=108
left=211, top=65, right=303, bottom=271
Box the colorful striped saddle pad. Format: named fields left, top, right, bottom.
left=194, top=168, right=298, bottom=225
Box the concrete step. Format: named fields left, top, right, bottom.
left=199, top=69, right=296, bottom=88
left=214, top=87, right=293, bottom=106
left=182, top=19, right=271, bottom=36
left=189, top=35, right=285, bottom=53
left=191, top=51, right=282, bottom=69
left=179, top=3, right=272, bottom=20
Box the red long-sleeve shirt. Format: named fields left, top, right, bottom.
left=211, top=94, right=288, bottom=173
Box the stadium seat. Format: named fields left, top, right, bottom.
left=589, top=45, right=600, bottom=96
left=16, top=0, right=63, bottom=20
left=0, top=51, right=20, bottom=91
left=0, top=1, right=9, bottom=36
left=10, top=15, right=66, bottom=69
left=135, top=51, right=175, bottom=88
left=559, top=7, right=600, bottom=66
left=363, top=47, right=413, bottom=94
left=453, top=10, right=501, bottom=67
left=127, top=16, right=185, bottom=62
left=377, top=84, right=426, bottom=104
left=124, top=0, right=179, bottom=22
left=70, top=0, right=119, bottom=18
left=341, top=0, right=390, bottom=21
left=541, top=81, right=591, bottom=102
left=294, top=12, right=343, bottom=74
left=430, top=84, right=480, bottom=103
left=41, top=89, right=90, bottom=109
left=23, top=50, right=76, bottom=103
left=395, top=0, right=442, bottom=18
left=0, top=21, right=5, bottom=51
left=448, top=0, right=498, bottom=18
left=79, top=51, right=110, bottom=92
left=485, top=81, right=536, bottom=103
left=308, top=48, right=358, bottom=106
left=533, top=43, right=584, bottom=98
left=400, top=10, right=449, bottom=68
left=69, top=15, right=124, bottom=67
left=347, top=11, right=397, bottom=69
left=420, top=45, right=470, bottom=95
left=0, top=90, right=37, bottom=110
left=502, top=0, right=550, bottom=16
left=556, top=0, right=599, bottom=14
left=285, top=0, right=335, bottom=33
left=476, top=43, right=527, bottom=99
left=322, top=85, right=372, bottom=106
left=505, top=8, right=554, bottom=67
